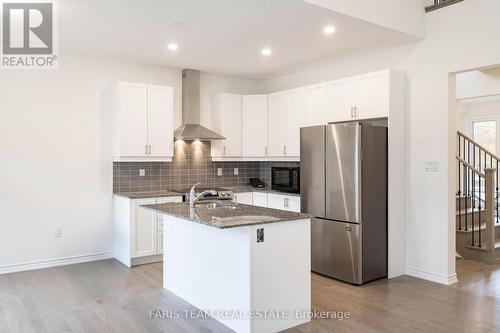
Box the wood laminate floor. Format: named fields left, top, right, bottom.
left=0, top=259, right=499, bottom=333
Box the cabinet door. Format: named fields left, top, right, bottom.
left=355, top=70, right=389, bottom=120
left=234, top=192, right=253, bottom=205
left=120, top=82, right=148, bottom=156
left=326, top=78, right=355, bottom=123
left=242, top=95, right=268, bottom=157
left=212, top=94, right=242, bottom=157
left=267, top=194, right=286, bottom=210
left=267, top=91, right=287, bottom=156
left=252, top=192, right=268, bottom=208
left=148, top=85, right=174, bottom=157
left=287, top=196, right=301, bottom=213
left=132, top=198, right=157, bottom=258
left=285, top=88, right=306, bottom=156
left=305, top=83, right=326, bottom=126
left=268, top=88, right=305, bottom=157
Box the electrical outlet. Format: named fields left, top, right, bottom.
left=234, top=168, right=239, bottom=175
left=217, top=168, right=222, bottom=176
left=54, top=226, right=63, bottom=238
left=139, top=169, right=146, bottom=177
left=257, top=228, right=264, bottom=243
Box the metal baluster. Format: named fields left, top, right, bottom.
left=471, top=167, right=475, bottom=246
left=465, top=164, right=468, bottom=231
left=478, top=173, right=482, bottom=248
left=497, top=160, right=499, bottom=224
left=458, top=160, right=462, bottom=230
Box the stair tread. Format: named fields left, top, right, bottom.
left=457, top=221, right=500, bottom=232
left=456, top=208, right=485, bottom=215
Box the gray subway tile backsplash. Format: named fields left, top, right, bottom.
left=113, top=140, right=299, bottom=193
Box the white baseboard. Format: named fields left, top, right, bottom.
left=0, top=252, right=113, bottom=275
left=406, top=267, right=458, bottom=285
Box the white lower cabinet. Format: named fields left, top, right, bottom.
left=234, top=191, right=300, bottom=212
left=267, top=193, right=301, bottom=213
left=113, top=195, right=182, bottom=267
left=252, top=192, right=268, bottom=208
left=233, top=192, right=253, bottom=205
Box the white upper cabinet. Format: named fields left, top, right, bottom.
left=326, top=69, right=391, bottom=123
left=120, top=82, right=149, bottom=156
left=268, top=87, right=306, bottom=157
left=242, top=95, right=268, bottom=157
left=147, top=85, right=174, bottom=157
left=326, top=77, right=356, bottom=123
left=305, top=83, right=326, bottom=126
left=211, top=93, right=242, bottom=158
left=354, top=70, right=389, bottom=120
left=104, top=81, right=175, bottom=161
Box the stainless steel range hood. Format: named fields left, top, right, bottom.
left=174, top=69, right=225, bottom=140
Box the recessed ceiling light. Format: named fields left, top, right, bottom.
left=168, top=43, right=178, bottom=51
left=168, top=20, right=183, bottom=26
left=323, top=25, right=336, bottom=34
left=262, top=48, right=272, bottom=56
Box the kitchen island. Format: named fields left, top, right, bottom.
left=143, top=201, right=311, bottom=333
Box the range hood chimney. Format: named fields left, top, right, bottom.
left=174, top=69, right=225, bottom=140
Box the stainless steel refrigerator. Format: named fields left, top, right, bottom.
left=300, top=122, right=387, bottom=285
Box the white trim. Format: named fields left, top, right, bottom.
left=211, top=157, right=300, bottom=162
left=0, top=252, right=113, bottom=275
left=113, top=156, right=172, bottom=162
left=405, top=267, right=458, bottom=285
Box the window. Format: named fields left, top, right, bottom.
left=473, top=120, right=496, bottom=154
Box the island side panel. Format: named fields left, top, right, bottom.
left=163, top=215, right=253, bottom=333
left=250, top=219, right=311, bottom=333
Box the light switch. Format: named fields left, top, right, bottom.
left=234, top=168, right=239, bottom=175
left=217, top=168, right=222, bottom=176
left=425, top=161, right=439, bottom=172
left=139, top=169, right=146, bottom=177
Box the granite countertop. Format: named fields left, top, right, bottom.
left=142, top=202, right=310, bottom=229
left=225, top=186, right=301, bottom=197
left=114, top=190, right=183, bottom=199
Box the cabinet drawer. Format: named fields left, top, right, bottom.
left=252, top=192, right=268, bottom=208
left=234, top=192, right=253, bottom=205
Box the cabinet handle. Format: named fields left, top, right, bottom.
left=149, top=145, right=152, bottom=154
left=283, top=145, right=287, bottom=155
left=354, top=106, right=358, bottom=117
left=223, top=145, right=226, bottom=155
left=351, top=107, right=354, bottom=118
left=265, top=146, right=268, bottom=156
left=145, top=145, right=148, bottom=154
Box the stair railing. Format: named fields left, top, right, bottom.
left=457, top=131, right=499, bottom=223
left=456, top=156, right=496, bottom=251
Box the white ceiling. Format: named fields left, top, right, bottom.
left=58, top=0, right=417, bottom=80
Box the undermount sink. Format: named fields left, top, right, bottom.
left=205, top=201, right=239, bottom=210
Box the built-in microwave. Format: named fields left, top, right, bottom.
left=271, top=167, right=300, bottom=194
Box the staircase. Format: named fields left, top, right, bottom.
left=425, top=0, right=464, bottom=13
left=456, top=131, right=500, bottom=264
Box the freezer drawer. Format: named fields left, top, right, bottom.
left=311, top=218, right=362, bottom=284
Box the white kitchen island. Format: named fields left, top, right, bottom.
left=144, top=201, right=311, bottom=333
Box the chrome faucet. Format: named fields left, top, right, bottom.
left=189, top=182, right=217, bottom=208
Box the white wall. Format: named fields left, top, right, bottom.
left=304, top=0, right=425, bottom=38
left=458, top=100, right=500, bottom=135
left=456, top=67, right=500, bottom=100
left=0, top=54, right=260, bottom=272
left=262, top=0, right=500, bottom=284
